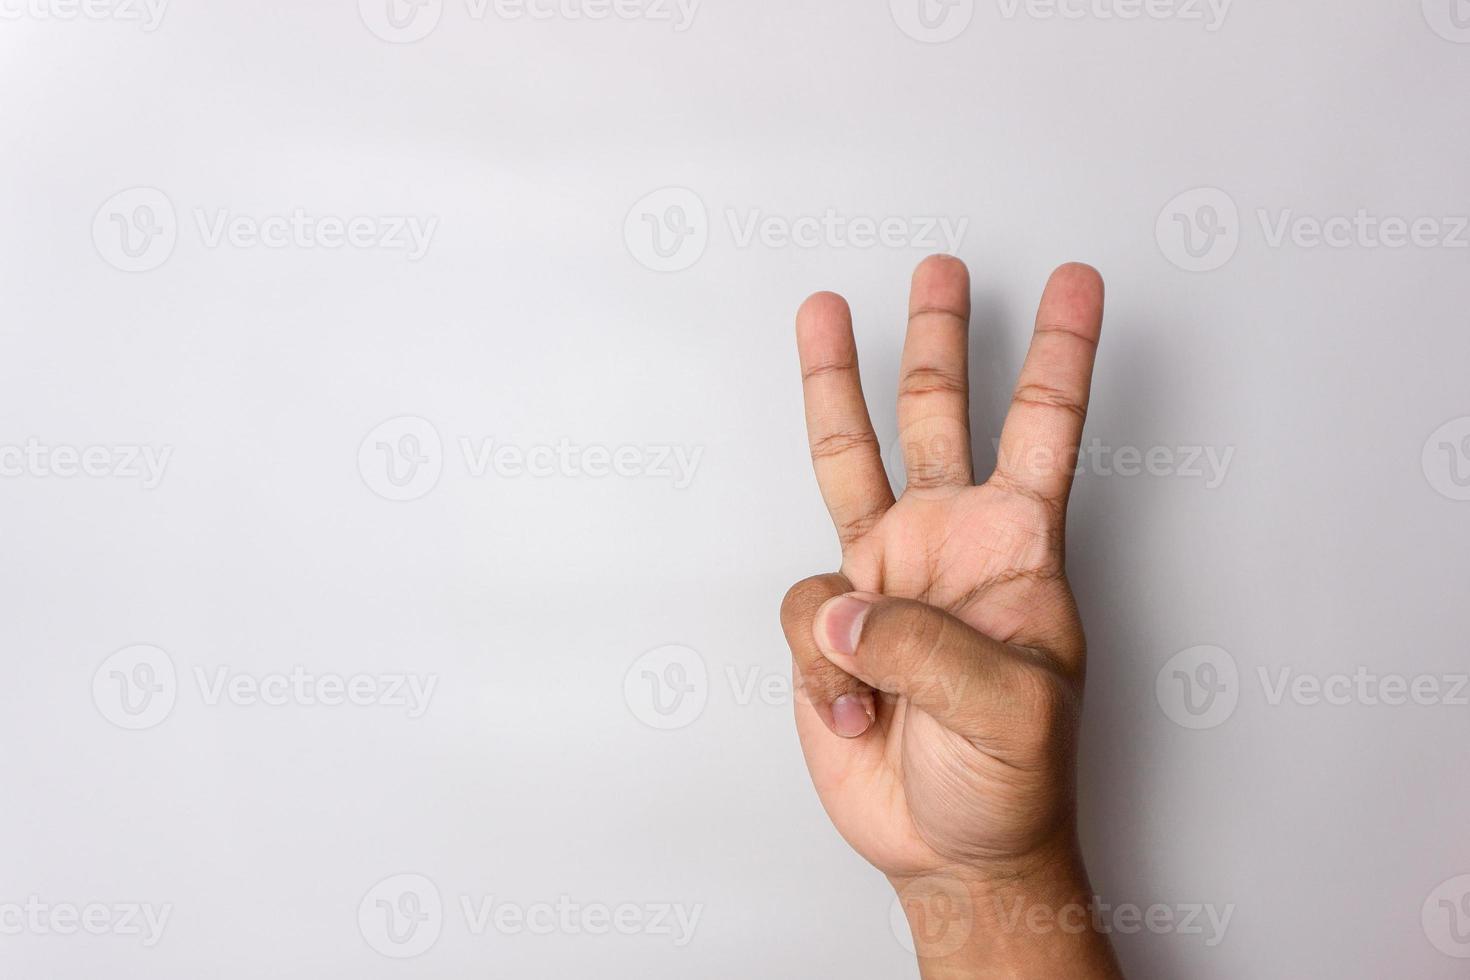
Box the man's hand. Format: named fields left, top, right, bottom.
left=782, top=256, right=1123, bottom=978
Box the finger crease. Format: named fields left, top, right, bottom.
left=801, top=359, right=859, bottom=383
left=1010, top=383, right=1087, bottom=422
left=900, top=366, right=967, bottom=399
left=909, top=306, right=969, bottom=327
left=1034, top=322, right=1098, bottom=348
left=836, top=505, right=887, bottom=545
left=809, top=430, right=880, bottom=461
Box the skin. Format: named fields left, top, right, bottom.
left=781, top=256, right=1125, bottom=978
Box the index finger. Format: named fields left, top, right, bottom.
left=796, top=291, right=896, bottom=549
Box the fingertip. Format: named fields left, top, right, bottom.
left=796, top=290, right=851, bottom=332
left=1036, top=263, right=1105, bottom=345
left=796, top=292, right=859, bottom=373
left=911, top=254, right=971, bottom=303
left=780, top=574, right=852, bottom=632
left=913, top=253, right=969, bottom=280
left=1046, top=262, right=1105, bottom=303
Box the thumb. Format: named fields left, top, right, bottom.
left=811, top=593, right=1074, bottom=756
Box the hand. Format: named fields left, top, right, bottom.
left=781, top=256, right=1122, bottom=977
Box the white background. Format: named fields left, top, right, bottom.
left=2, top=1, right=1469, bottom=977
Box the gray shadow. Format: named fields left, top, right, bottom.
left=1064, top=317, right=1185, bottom=980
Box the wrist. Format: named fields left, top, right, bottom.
left=890, top=842, right=1123, bottom=980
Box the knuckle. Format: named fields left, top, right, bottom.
left=1016, top=666, right=1079, bottom=750
left=779, top=575, right=830, bottom=632
left=872, top=602, right=947, bottom=682
left=903, top=457, right=964, bottom=492
left=779, top=573, right=852, bottom=644
left=793, top=656, right=856, bottom=706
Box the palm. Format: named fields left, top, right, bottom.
left=847, top=486, right=1068, bottom=645
left=790, top=257, right=1103, bottom=880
